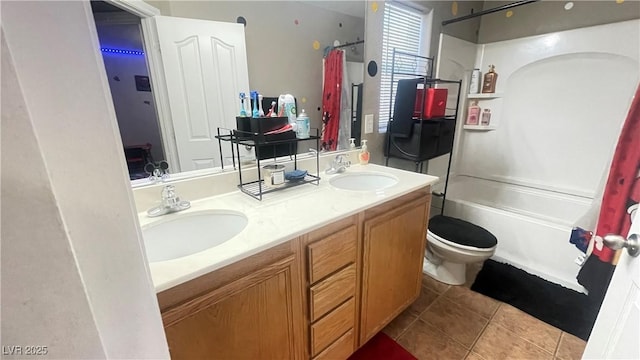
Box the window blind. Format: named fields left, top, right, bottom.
left=379, top=2, right=423, bottom=133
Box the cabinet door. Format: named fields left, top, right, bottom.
left=360, top=196, right=429, bottom=343
left=162, top=255, right=303, bottom=360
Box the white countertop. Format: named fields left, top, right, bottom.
left=140, top=164, right=438, bottom=293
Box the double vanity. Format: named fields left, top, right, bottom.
left=136, top=161, right=437, bottom=359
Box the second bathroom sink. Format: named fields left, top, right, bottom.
left=142, top=210, right=248, bottom=262
left=329, top=172, right=399, bottom=192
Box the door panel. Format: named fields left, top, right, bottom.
left=155, top=16, right=250, bottom=171
left=584, top=211, right=640, bottom=359
left=360, top=197, right=429, bottom=344
left=163, top=256, right=301, bottom=360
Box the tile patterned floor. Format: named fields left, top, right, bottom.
left=383, top=266, right=588, bottom=360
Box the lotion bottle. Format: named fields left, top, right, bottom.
left=466, top=101, right=481, bottom=125
left=359, top=140, right=370, bottom=165
left=482, top=65, right=498, bottom=93
left=481, top=109, right=492, bottom=125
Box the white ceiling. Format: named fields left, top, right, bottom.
left=299, top=1, right=366, bottom=19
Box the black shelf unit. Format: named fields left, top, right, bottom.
left=384, top=49, right=462, bottom=215
left=216, top=127, right=321, bottom=201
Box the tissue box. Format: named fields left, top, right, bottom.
left=414, top=88, right=448, bottom=119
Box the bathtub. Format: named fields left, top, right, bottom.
left=439, top=175, right=593, bottom=293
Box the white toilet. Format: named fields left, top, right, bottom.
left=423, top=215, right=498, bottom=285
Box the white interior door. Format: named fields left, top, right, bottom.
left=154, top=16, right=249, bottom=171
left=583, top=210, right=640, bottom=359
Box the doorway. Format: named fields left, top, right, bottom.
left=90, top=1, right=166, bottom=180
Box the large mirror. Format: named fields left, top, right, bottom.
left=90, top=0, right=366, bottom=183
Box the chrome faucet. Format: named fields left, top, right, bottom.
left=147, top=185, right=191, bottom=217
left=325, top=154, right=351, bottom=175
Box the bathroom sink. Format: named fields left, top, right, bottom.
left=329, top=172, right=399, bottom=191
left=142, top=210, right=248, bottom=262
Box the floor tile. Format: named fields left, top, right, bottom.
left=492, top=304, right=561, bottom=353
left=422, top=273, right=451, bottom=294
left=397, top=319, right=469, bottom=360
left=406, top=285, right=439, bottom=316
left=473, top=323, right=554, bottom=360
left=555, top=332, right=587, bottom=360
left=382, top=308, right=418, bottom=340
left=465, top=352, right=486, bottom=360
left=442, top=286, right=500, bottom=319
left=420, top=297, right=489, bottom=348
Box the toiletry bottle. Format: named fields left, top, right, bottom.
left=466, top=101, right=481, bottom=125
left=349, top=138, right=356, bottom=149
left=239, top=92, right=248, bottom=117
left=470, top=69, right=481, bottom=94
left=359, top=140, right=370, bottom=165
left=251, top=91, right=260, bottom=117
left=258, top=94, right=265, bottom=117
left=295, top=109, right=310, bottom=139
left=481, top=109, right=492, bottom=125
left=481, top=65, right=498, bottom=93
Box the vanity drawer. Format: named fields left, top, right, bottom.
left=310, top=297, right=355, bottom=356
left=310, top=264, right=356, bottom=322
left=308, top=225, right=357, bottom=284
left=312, top=328, right=354, bottom=360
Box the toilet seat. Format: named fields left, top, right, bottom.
left=428, top=215, right=497, bottom=249
left=427, top=229, right=496, bottom=253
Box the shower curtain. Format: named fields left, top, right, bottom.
left=321, top=49, right=350, bottom=151
left=576, top=84, right=640, bottom=302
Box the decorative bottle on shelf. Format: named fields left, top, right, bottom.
left=466, top=101, right=481, bottom=125
left=469, top=69, right=481, bottom=94
left=481, top=109, right=492, bottom=126
left=481, top=65, right=498, bottom=93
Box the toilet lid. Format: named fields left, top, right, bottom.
left=428, top=215, right=497, bottom=249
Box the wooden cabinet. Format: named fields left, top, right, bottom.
left=360, top=188, right=431, bottom=344
left=158, top=241, right=305, bottom=360
left=156, top=186, right=430, bottom=359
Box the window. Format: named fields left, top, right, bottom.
left=379, top=2, right=424, bottom=133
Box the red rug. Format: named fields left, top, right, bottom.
left=348, top=332, right=417, bottom=360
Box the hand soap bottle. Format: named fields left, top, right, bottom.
left=466, top=101, right=481, bottom=125
left=359, top=140, right=370, bottom=165
left=482, top=65, right=498, bottom=93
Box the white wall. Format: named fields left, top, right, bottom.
left=2, top=32, right=107, bottom=360
left=456, top=20, right=640, bottom=198
left=431, top=34, right=478, bottom=211
left=95, top=20, right=165, bottom=163
left=1, top=1, right=169, bottom=358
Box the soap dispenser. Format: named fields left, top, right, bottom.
left=481, top=65, right=498, bottom=93
left=359, top=140, right=370, bottom=165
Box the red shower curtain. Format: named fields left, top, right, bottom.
left=321, top=49, right=343, bottom=151
left=577, top=85, right=640, bottom=301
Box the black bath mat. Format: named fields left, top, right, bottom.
left=471, top=260, right=601, bottom=341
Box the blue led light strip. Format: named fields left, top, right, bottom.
left=101, top=48, right=144, bottom=55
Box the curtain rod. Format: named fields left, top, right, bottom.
left=442, top=0, right=540, bottom=26
left=333, top=39, right=364, bottom=49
